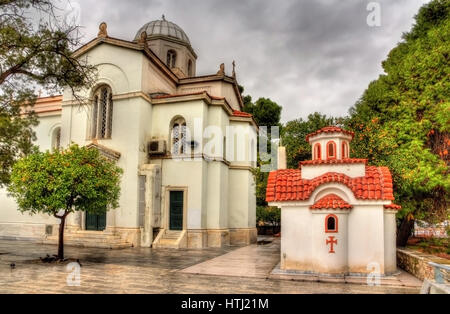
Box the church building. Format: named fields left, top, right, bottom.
left=0, top=17, right=257, bottom=249
left=266, top=126, right=400, bottom=276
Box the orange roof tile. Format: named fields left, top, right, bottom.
left=306, top=126, right=354, bottom=142
left=310, top=194, right=353, bottom=210
left=266, top=166, right=395, bottom=202
left=384, top=204, right=402, bottom=210
left=232, top=110, right=252, bottom=118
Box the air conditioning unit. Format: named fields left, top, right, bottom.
left=148, top=140, right=166, bottom=156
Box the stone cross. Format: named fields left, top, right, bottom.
left=326, top=236, right=337, bottom=253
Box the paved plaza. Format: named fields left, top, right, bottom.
left=0, top=238, right=421, bottom=294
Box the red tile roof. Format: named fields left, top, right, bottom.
left=306, top=126, right=354, bottom=142
left=266, top=166, right=395, bottom=202
left=299, top=158, right=367, bottom=166
left=232, top=110, right=252, bottom=118
left=384, top=204, right=402, bottom=210
left=310, top=194, right=353, bottom=210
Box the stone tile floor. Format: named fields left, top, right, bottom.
left=0, top=238, right=421, bottom=294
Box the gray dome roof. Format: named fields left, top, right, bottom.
left=134, top=18, right=190, bottom=45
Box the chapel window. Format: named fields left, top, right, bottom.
left=171, top=117, right=187, bottom=155
left=325, top=214, right=338, bottom=233
left=167, top=50, right=177, bottom=68
left=342, top=141, right=349, bottom=159
left=52, top=127, right=61, bottom=150
left=91, top=85, right=113, bottom=139
left=314, top=143, right=321, bottom=160
left=327, top=141, right=336, bottom=160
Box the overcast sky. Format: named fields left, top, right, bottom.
left=60, top=0, right=429, bottom=122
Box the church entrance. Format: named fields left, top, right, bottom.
left=85, top=212, right=106, bottom=231
left=169, top=191, right=184, bottom=230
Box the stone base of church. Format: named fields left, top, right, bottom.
left=280, top=259, right=395, bottom=276
left=110, top=227, right=141, bottom=247
left=0, top=222, right=52, bottom=241
left=185, top=228, right=257, bottom=248
left=272, top=263, right=401, bottom=283
left=229, top=228, right=257, bottom=245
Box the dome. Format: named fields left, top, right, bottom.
left=134, top=17, right=191, bottom=45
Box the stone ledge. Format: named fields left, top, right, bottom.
left=397, top=248, right=450, bottom=281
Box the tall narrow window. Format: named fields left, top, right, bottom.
left=171, top=117, right=186, bottom=155
left=342, top=141, right=349, bottom=159
left=52, top=127, right=61, bottom=150
left=325, top=214, right=338, bottom=233
left=326, top=141, right=336, bottom=160
left=187, top=60, right=193, bottom=77
left=167, top=50, right=177, bottom=68
left=314, top=143, right=321, bottom=160
left=91, top=85, right=113, bottom=139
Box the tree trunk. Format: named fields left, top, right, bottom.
left=397, top=217, right=414, bottom=247
left=57, top=215, right=66, bottom=260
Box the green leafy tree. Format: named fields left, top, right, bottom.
left=8, top=144, right=122, bottom=260
left=0, top=0, right=96, bottom=186
left=345, top=0, right=450, bottom=246
left=281, top=113, right=337, bottom=168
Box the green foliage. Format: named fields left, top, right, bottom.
left=0, top=0, right=97, bottom=186
left=242, top=96, right=282, bottom=128
left=256, top=206, right=280, bottom=226
left=0, top=87, right=38, bottom=185
left=8, top=144, right=122, bottom=217
left=281, top=113, right=337, bottom=168
left=346, top=0, right=450, bottom=224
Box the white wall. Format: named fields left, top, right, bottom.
left=0, top=114, right=61, bottom=239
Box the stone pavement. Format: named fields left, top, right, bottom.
left=0, top=238, right=421, bottom=294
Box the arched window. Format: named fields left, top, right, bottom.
left=342, top=141, right=349, bottom=159
left=187, top=60, right=193, bottom=77
left=167, top=50, right=177, bottom=68
left=171, top=117, right=186, bottom=155
left=326, top=141, right=336, bottom=160
left=325, top=214, right=338, bottom=233
left=52, top=127, right=61, bottom=150
left=314, top=143, right=322, bottom=160
left=91, top=85, right=113, bottom=139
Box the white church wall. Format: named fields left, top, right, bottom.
left=311, top=211, right=349, bottom=274
left=206, top=162, right=229, bottom=229
left=301, top=163, right=365, bottom=179
left=384, top=210, right=398, bottom=274
left=348, top=205, right=386, bottom=274
left=0, top=114, right=61, bottom=239
left=141, top=55, right=177, bottom=95
left=280, top=206, right=313, bottom=270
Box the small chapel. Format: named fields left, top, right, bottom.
left=0, top=17, right=257, bottom=249
left=266, top=126, right=401, bottom=276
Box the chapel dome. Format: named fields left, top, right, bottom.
left=134, top=17, right=191, bottom=46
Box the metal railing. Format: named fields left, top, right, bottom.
left=428, top=262, right=450, bottom=284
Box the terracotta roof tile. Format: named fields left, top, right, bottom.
left=266, top=166, right=396, bottom=202
left=232, top=110, right=252, bottom=118
left=310, top=194, right=353, bottom=210
left=384, top=204, right=402, bottom=210
left=306, top=126, right=354, bottom=142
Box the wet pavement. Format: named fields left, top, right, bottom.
left=0, top=238, right=421, bottom=294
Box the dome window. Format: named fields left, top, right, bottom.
left=188, top=60, right=193, bottom=77
left=326, top=141, right=336, bottom=160
left=314, top=143, right=321, bottom=160
left=167, top=50, right=177, bottom=68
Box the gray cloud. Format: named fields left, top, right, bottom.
left=69, top=0, right=429, bottom=122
